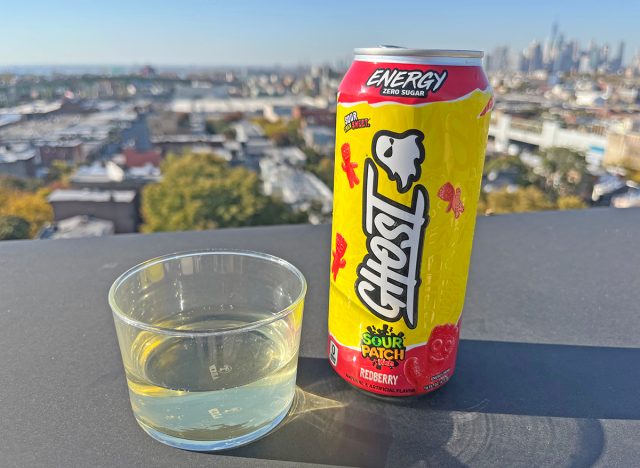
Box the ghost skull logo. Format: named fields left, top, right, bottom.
left=372, top=129, right=425, bottom=193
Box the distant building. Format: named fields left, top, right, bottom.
left=485, top=46, right=510, bottom=73
left=0, top=101, right=62, bottom=118
left=38, top=215, right=114, bottom=239
left=0, top=144, right=38, bottom=178
left=578, top=55, right=592, bottom=74
left=518, top=40, right=551, bottom=74
left=174, top=83, right=232, bottom=100
left=209, top=141, right=242, bottom=164
left=36, top=140, right=85, bottom=166
left=589, top=46, right=600, bottom=73
left=244, top=139, right=274, bottom=158
left=603, top=131, right=640, bottom=170
left=293, top=106, right=335, bottom=127
left=0, top=102, right=142, bottom=162
left=116, top=148, right=162, bottom=168
left=518, top=53, right=530, bottom=74
left=0, top=114, right=21, bottom=129
left=233, top=121, right=266, bottom=143
left=591, top=175, right=630, bottom=206
left=170, top=95, right=328, bottom=115
left=611, top=187, right=640, bottom=208
left=612, top=42, right=625, bottom=72
left=260, top=158, right=333, bottom=216
left=264, top=147, right=306, bottom=167
left=48, top=189, right=139, bottom=233
left=303, top=126, right=335, bottom=153
left=489, top=111, right=607, bottom=156
left=70, top=161, right=160, bottom=191
left=531, top=41, right=544, bottom=72
left=263, top=104, right=296, bottom=122
left=120, top=113, right=153, bottom=152
left=615, top=87, right=638, bottom=104
left=151, top=134, right=225, bottom=155
left=140, top=65, right=157, bottom=78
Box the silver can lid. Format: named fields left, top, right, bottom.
left=354, top=45, right=483, bottom=58
left=353, top=45, right=483, bottom=66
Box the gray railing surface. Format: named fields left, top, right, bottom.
left=0, top=208, right=639, bottom=467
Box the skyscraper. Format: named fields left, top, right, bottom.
left=543, top=21, right=559, bottom=68
left=518, top=50, right=530, bottom=73
left=589, top=41, right=600, bottom=73
left=551, top=34, right=565, bottom=73
left=486, top=24, right=626, bottom=76
left=485, top=46, right=510, bottom=73
left=529, top=41, right=543, bottom=72
left=600, top=44, right=610, bottom=71
left=578, top=55, right=592, bottom=74
left=613, top=41, right=625, bottom=71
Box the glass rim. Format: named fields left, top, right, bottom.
left=108, top=249, right=307, bottom=337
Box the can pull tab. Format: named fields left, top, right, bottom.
left=377, top=44, right=406, bottom=49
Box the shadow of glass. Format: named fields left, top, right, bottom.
left=224, top=339, right=626, bottom=466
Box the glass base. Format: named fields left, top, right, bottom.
left=135, top=400, right=293, bottom=452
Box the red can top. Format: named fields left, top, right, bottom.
left=339, top=47, right=490, bottom=105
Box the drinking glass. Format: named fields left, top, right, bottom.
left=108, top=250, right=306, bottom=451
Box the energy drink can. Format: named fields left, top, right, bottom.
left=328, top=46, right=493, bottom=397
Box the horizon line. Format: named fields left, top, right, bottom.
left=0, top=59, right=351, bottom=67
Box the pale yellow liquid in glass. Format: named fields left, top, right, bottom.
left=115, top=309, right=297, bottom=442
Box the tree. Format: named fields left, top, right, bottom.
left=0, top=175, right=43, bottom=192
left=538, top=147, right=591, bottom=198
left=223, top=127, right=237, bottom=140
left=625, top=170, right=640, bottom=184
left=476, top=195, right=487, bottom=215
left=557, top=195, right=587, bottom=210
left=253, top=118, right=303, bottom=147
left=484, top=155, right=542, bottom=187
left=0, top=189, right=53, bottom=237
left=205, top=118, right=227, bottom=135
left=141, top=153, right=307, bottom=232
left=303, top=147, right=334, bottom=189
left=205, top=114, right=242, bottom=139
left=0, top=216, right=31, bottom=241
left=483, top=186, right=555, bottom=215
left=45, top=160, right=74, bottom=184
left=314, top=158, right=335, bottom=190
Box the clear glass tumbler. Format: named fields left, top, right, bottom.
left=108, top=250, right=306, bottom=451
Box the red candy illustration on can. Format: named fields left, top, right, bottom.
left=404, top=323, right=460, bottom=391
left=331, top=233, right=347, bottom=281
left=438, top=182, right=465, bottom=219
left=340, top=143, right=360, bottom=188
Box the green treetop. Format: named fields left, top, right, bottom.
left=141, top=153, right=307, bottom=232
left=0, top=215, right=31, bottom=241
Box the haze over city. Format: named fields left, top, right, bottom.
left=2, top=0, right=639, bottom=67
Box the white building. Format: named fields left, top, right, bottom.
left=171, top=96, right=329, bottom=115
left=0, top=144, right=38, bottom=178
left=233, top=120, right=265, bottom=143
left=264, top=147, right=306, bottom=166
left=260, top=158, right=333, bottom=219
left=489, top=112, right=607, bottom=161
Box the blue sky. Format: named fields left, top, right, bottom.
left=2, top=0, right=638, bottom=66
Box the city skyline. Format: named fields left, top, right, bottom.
left=485, top=23, right=630, bottom=75
left=2, top=0, right=640, bottom=67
